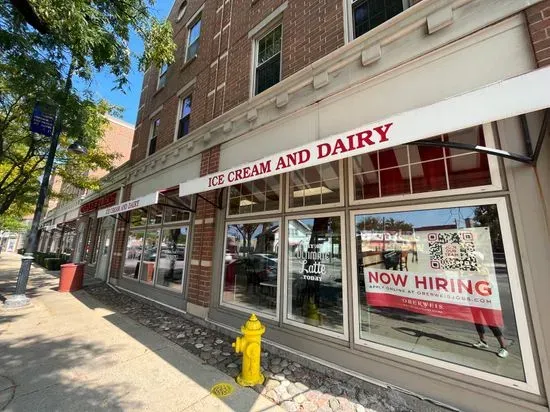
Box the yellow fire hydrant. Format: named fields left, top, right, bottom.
left=232, top=313, right=265, bottom=386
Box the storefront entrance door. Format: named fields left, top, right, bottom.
left=96, top=226, right=112, bottom=280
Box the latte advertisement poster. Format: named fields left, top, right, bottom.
left=363, top=227, right=503, bottom=326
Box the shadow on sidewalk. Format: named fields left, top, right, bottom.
left=0, top=326, right=142, bottom=411
left=72, top=289, right=272, bottom=412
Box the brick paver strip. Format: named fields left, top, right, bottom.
left=85, top=284, right=450, bottom=412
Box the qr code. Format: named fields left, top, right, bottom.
left=427, top=232, right=478, bottom=271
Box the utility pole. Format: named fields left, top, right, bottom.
left=4, top=62, right=75, bottom=308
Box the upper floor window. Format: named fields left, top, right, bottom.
left=228, top=175, right=281, bottom=216
left=148, top=118, right=160, bottom=156
left=255, top=25, right=282, bottom=95
left=158, top=64, right=168, bottom=89
left=351, top=125, right=498, bottom=203
left=352, top=0, right=407, bottom=39
left=177, top=95, right=192, bottom=139
left=177, top=1, right=187, bottom=21
left=186, top=14, right=202, bottom=61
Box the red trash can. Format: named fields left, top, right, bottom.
left=59, top=263, right=84, bottom=292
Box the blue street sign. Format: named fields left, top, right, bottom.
left=30, top=102, right=57, bottom=137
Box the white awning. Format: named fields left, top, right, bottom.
left=179, top=66, right=550, bottom=197
left=97, top=191, right=159, bottom=218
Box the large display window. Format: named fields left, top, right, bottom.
left=350, top=198, right=537, bottom=391
left=221, top=220, right=280, bottom=318
left=284, top=213, right=348, bottom=338
left=349, top=125, right=501, bottom=205
left=122, top=190, right=191, bottom=293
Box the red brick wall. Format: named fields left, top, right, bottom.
left=187, top=145, right=220, bottom=307
left=130, top=0, right=352, bottom=164
left=526, top=0, right=550, bottom=67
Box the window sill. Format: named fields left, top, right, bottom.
left=180, top=55, right=197, bottom=71
left=152, top=85, right=165, bottom=98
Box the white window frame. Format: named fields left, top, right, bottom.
left=344, top=0, right=410, bottom=43
left=176, top=0, right=188, bottom=22
left=286, top=160, right=345, bottom=213
left=185, top=7, right=203, bottom=63
left=226, top=176, right=283, bottom=218
left=122, top=202, right=191, bottom=293
left=250, top=23, right=283, bottom=97
left=147, top=118, right=160, bottom=157
left=122, top=227, right=147, bottom=283
left=154, top=223, right=190, bottom=294
left=174, top=94, right=192, bottom=141
left=348, top=123, right=502, bottom=206
left=219, top=217, right=282, bottom=321
left=349, top=197, right=539, bottom=394
left=157, top=64, right=168, bottom=90
left=283, top=211, right=349, bottom=340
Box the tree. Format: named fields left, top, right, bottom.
left=0, top=0, right=176, bottom=214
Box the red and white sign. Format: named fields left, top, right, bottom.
left=80, top=191, right=117, bottom=214
left=364, top=227, right=503, bottom=326
left=180, top=66, right=550, bottom=197
left=97, top=192, right=159, bottom=218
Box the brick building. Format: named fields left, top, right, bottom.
left=74, top=1, right=550, bottom=410
left=39, top=115, right=134, bottom=263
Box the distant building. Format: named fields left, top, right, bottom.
left=38, top=115, right=134, bottom=256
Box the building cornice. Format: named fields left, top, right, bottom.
left=127, top=0, right=541, bottom=186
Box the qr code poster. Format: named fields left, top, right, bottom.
left=417, top=227, right=494, bottom=275
left=364, top=227, right=503, bottom=326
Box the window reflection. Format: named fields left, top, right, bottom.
left=124, top=230, right=144, bottom=279
left=289, top=161, right=341, bottom=208
left=156, top=227, right=188, bottom=289
left=223, top=221, right=279, bottom=315
left=354, top=205, right=524, bottom=380
left=352, top=126, right=491, bottom=201
left=287, top=216, right=344, bottom=334
left=140, top=230, right=160, bottom=284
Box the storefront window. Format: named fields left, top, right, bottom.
left=352, top=126, right=492, bottom=201
left=123, top=193, right=192, bottom=288
left=84, top=216, right=97, bottom=262
left=353, top=203, right=525, bottom=381
left=289, top=161, right=341, bottom=209
left=222, top=221, right=279, bottom=316
left=156, top=226, right=188, bottom=290
left=286, top=215, right=345, bottom=335
left=162, top=191, right=191, bottom=223
left=130, top=208, right=148, bottom=227
left=140, top=229, right=160, bottom=284
left=228, top=176, right=280, bottom=216
left=124, top=230, right=144, bottom=279
left=91, top=219, right=103, bottom=264
left=148, top=204, right=163, bottom=225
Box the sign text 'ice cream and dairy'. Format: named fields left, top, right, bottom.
left=179, top=66, right=550, bottom=197
left=205, top=124, right=391, bottom=190
left=97, top=192, right=159, bottom=218
left=180, top=122, right=393, bottom=196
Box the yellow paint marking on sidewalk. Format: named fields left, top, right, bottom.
left=211, top=382, right=234, bottom=398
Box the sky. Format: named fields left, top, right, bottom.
left=75, top=1, right=174, bottom=125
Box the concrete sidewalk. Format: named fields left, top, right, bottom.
left=0, top=253, right=281, bottom=412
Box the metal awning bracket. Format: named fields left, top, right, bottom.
left=407, top=141, right=534, bottom=165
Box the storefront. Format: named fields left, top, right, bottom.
left=172, top=65, right=550, bottom=410
left=75, top=191, right=118, bottom=278
left=110, top=190, right=194, bottom=311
